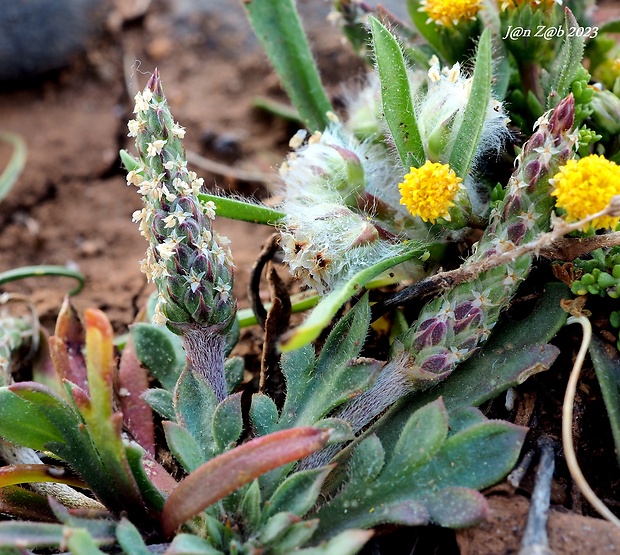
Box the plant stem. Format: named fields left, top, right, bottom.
left=182, top=328, right=227, bottom=403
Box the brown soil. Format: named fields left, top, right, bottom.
left=1, top=1, right=620, bottom=553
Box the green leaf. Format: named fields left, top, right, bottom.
left=411, top=419, right=526, bottom=491
left=0, top=522, right=115, bottom=549
left=589, top=335, right=620, bottom=467
left=142, top=388, right=175, bottom=420
left=369, top=16, right=424, bottom=168
left=242, top=0, right=333, bottom=132
left=258, top=513, right=300, bottom=546
left=347, top=434, right=385, bottom=484
left=314, top=399, right=525, bottom=540
left=314, top=294, right=370, bottom=375
left=0, top=132, right=26, bottom=203
left=174, top=367, right=218, bottom=460
left=420, top=486, right=487, bottom=528
left=224, top=356, right=245, bottom=393
left=269, top=519, right=319, bottom=553
left=313, top=418, right=354, bottom=444
left=546, top=8, right=585, bottom=108
left=163, top=421, right=206, bottom=473
left=250, top=393, right=280, bottom=436
left=116, top=519, right=152, bottom=555
left=599, top=20, right=620, bottom=34
left=125, top=444, right=168, bottom=512
left=166, top=534, right=224, bottom=555
left=263, top=466, right=332, bottom=521
left=387, top=397, right=448, bottom=473
left=131, top=323, right=184, bottom=391
left=0, top=386, right=65, bottom=449
left=239, top=479, right=262, bottom=532
left=198, top=193, right=284, bottom=226
left=295, top=529, right=373, bottom=555
left=212, top=393, right=243, bottom=452
left=449, top=29, right=492, bottom=179
left=65, top=528, right=107, bottom=555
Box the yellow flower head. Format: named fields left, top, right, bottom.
left=399, top=161, right=463, bottom=223
left=419, top=0, right=482, bottom=27
left=551, top=155, right=620, bottom=231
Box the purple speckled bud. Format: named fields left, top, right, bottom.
left=412, top=319, right=448, bottom=350
left=452, top=302, right=484, bottom=334
left=419, top=350, right=454, bottom=375
left=524, top=130, right=546, bottom=154
left=549, top=94, right=575, bottom=136
left=525, top=160, right=543, bottom=187
left=502, top=194, right=522, bottom=221
left=507, top=222, right=527, bottom=244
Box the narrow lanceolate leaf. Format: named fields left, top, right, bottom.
left=161, top=427, right=331, bottom=536
left=589, top=335, right=620, bottom=467
left=82, top=309, right=115, bottom=428
left=369, top=16, right=424, bottom=169
left=78, top=310, right=150, bottom=521
left=546, top=9, right=585, bottom=109
left=198, top=193, right=285, bottom=226
left=448, top=29, right=492, bottom=179
left=242, top=0, right=333, bottom=132
left=0, top=132, right=26, bottom=203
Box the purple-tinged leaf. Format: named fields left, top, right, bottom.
left=31, top=329, right=63, bottom=395
left=118, top=336, right=155, bottom=456
left=49, top=296, right=88, bottom=392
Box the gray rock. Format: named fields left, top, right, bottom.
left=0, top=0, right=106, bottom=81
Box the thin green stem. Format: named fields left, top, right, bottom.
left=0, top=266, right=85, bottom=295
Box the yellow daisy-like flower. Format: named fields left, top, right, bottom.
left=551, top=155, right=620, bottom=231
left=399, top=161, right=463, bottom=223
left=419, top=0, right=482, bottom=27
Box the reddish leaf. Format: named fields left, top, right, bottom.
left=49, top=297, right=88, bottom=392
left=161, top=427, right=332, bottom=536
left=140, top=451, right=177, bottom=495
left=31, top=329, right=63, bottom=395
left=118, top=336, right=155, bottom=456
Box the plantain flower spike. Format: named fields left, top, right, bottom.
left=127, top=69, right=235, bottom=402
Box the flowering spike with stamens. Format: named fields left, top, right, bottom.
left=127, top=69, right=236, bottom=402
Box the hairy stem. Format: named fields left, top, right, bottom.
left=182, top=327, right=227, bottom=403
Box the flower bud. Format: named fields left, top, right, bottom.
left=590, top=90, right=620, bottom=136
